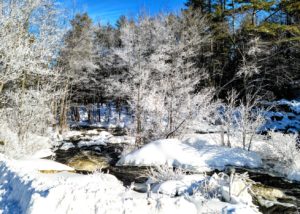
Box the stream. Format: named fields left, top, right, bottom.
left=50, top=128, right=300, bottom=214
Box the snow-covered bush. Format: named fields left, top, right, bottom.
left=191, top=172, right=253, bottom=205
left=146, top=164, right=186, bottom=183
left=268, top=131, right=299, bottom=168
left=217, top=91, right=266, bottom=151
left=0, top=89, right=55, bottom=158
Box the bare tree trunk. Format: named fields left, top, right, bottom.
left=59, top=82, right=69, bottom=134
left=226, top=126, right=231, bottom=147
left=97, top=103, right=101, bottom=122
left=0, top=82, right=4, bottom=94
left=75, top=106, right=80, bottom=122
left=220, top=125, right=225, bottom=146
left=248, top=133, right=255, bottom=151
left=51, top=99, right=58, bottom=130
left=136, top=86, right=142, bottom=146
left=21, top=71, right=26, bottom=95
left=242, top=128, right=246, bottom=150
left=88, top=105, right=92, bottom=124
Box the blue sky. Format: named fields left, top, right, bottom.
left=62, top=0, right=186, bottom=25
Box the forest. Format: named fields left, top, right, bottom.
left=0, top=0, right=300, bottom=213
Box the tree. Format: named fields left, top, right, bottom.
left=150, top=13, right=214, bottom=139
left=112, top=13, right=215, bottom=144
left=58, top=13, right=97, bottom=129
left=0, top=0, right=65, bottom=157
left=113, top=15, right=156, bottom=145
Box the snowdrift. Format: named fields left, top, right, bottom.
left=117, top=138, right=262, bottom=171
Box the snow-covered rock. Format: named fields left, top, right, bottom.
left=117, top=139, right=262, bottom=172
left=221, top=180, right=252, bottom=205
left=151, top=174, right=206, bottom=196
left=60, top=142, right=75, bottom=150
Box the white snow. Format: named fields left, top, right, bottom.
left=62, top=130, right=82, bottom=140
left=60, top=142, right=75, bottom=150
left=14, top=159, right=74, bottom=172
left=117, top=138, right=262, bottom=172
left=32, top=149, right=55, bottom=159
left=0, top=156, right=259, bottom=214
left=77, top=131, right=112, bottom=147
left=62, top=130, right=134, bottom=148
left=151, top=174, right=205, bottom=196
left=69, top=104, right=133, bottom=129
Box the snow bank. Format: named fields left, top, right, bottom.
left=14, top=159, right=74, bottom=171
left=0, top=156, right=260, bottom=213
left=0, top=158, right=256, bottom=214
left=117, top=138, right=262, bottom=172
left=0, top=159, right=126, bottom=214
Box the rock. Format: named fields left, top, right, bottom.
left=251, top=184, right=285, bottom=201
left=133, top=182, right=148, bottom=193
left=86, top=129, right=99, bottom=135
left=60, top=142, right=75, bottom=150
left=39, top=170, right=75, bottom=174
left=67, top=154, right=110, bottom=172
left=221, top=179, right=253, bottom=204
left=250, top=184, right=297, bottom=212
left=256, top=196, right=297, bottom=213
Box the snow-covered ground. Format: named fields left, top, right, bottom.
left=62, top=130, right=135, bottom=148
left=262, top=99, right=300, bottom=133
left=69, top=104, right=133, bottom=129
left=0, top=155, right=260, bottom=214
left=2, top=98, right=300, bottom=213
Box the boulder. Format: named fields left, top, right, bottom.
left=67, top=154, right=110, bottom=172
left=251, top=184, right=285, bottom=201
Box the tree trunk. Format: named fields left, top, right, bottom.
left=242, top=129, right=246, bottom=150
left=97, top=103, right=101, bottom=122
left=226, top=126, right=231, bottom=147
left=0, top=82, right=4, bottom=94
left=59, top=82, right=69, bottom=134
left=136, top=87, right=142, bottom=146
left=75, top=106, right=80, bottom=122
left=220, top=125, right=225, bottom=146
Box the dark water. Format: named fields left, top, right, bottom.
left=229, top=167, right=300, bottom=213
left=53, top=142, right=149, bottom=186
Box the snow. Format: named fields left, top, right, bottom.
left=261, top=99, right=300, bottom=133
left=78, top=140, right=106, bottom=148
left=14, top=159, right=74, bottom=172
left=69, top=104, right=133, bottom=130
left=287, top=170, right=300, bottom=181
left=276, top=99, right=300, bottom=114
left=60, top=142, right=75, bottom=150
left=151, top=174, right=205, bottom=196
left=62, top=130, right=135, bottom=148
left=0, top=156, right=259, bottom=214
left=32, top=148, right=55, bottom=159
left=117, top=138, right=262, bottom=172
